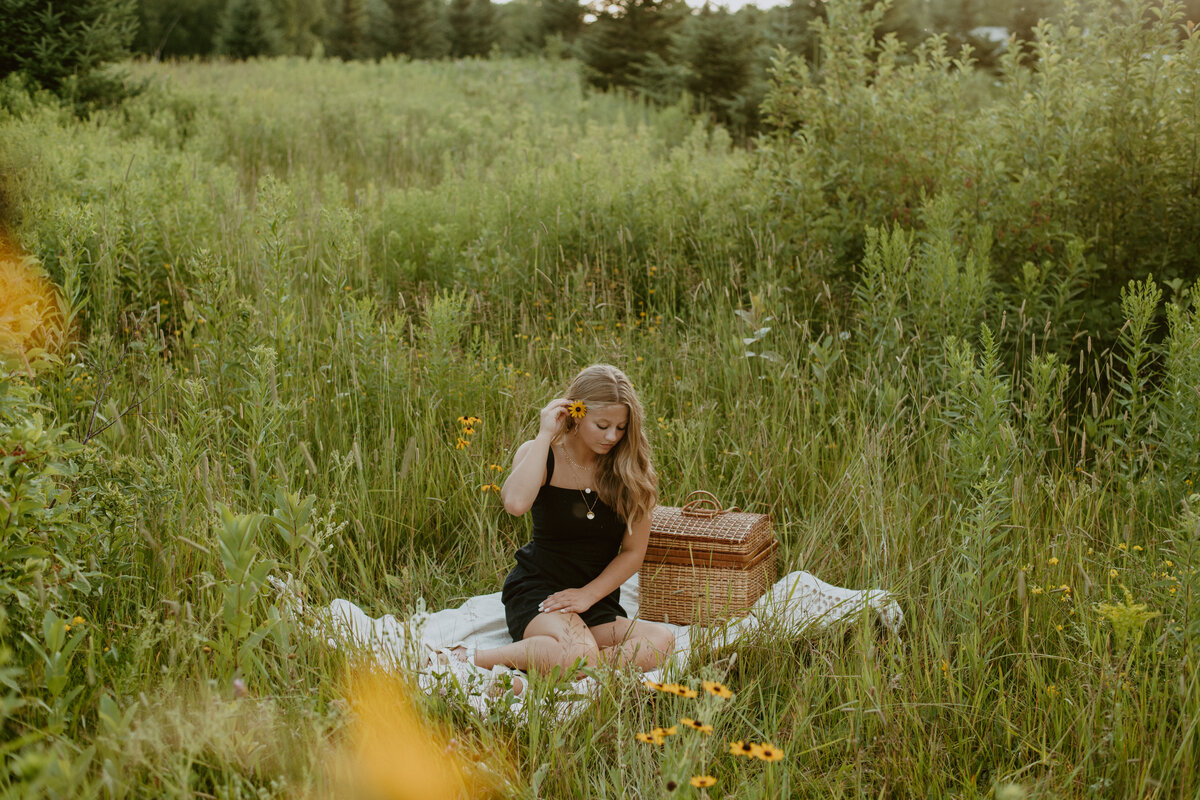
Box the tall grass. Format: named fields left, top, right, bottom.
left=0, top=42, right=1197, bottom=798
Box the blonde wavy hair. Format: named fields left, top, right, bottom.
left=557, top=364, right=657, bottom=525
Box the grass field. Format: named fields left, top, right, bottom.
left=1, top=40, right=1198, bottom=799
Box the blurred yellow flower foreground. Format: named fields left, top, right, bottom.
left=336, top=665, right=495, bottom=800
left=0, top=235, right=65, bottom=365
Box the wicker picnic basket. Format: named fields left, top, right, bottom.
left=638, top=491, right=777, bottom=625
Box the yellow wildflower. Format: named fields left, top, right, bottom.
left=1048, top=557, right=1059, bottom=566
left=0, top=237, right=66, bottom=363
left=756, top=743, right=784, bottom=762
left=702, top=680, right=733, bottom=698
left=689, top=776, right=716, bottom=788
left=729, top=740, right=759, bottom=758
left=567, top=400, right=587, bottom=419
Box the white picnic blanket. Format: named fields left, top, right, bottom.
left=275, top=571, right=903, bottom=719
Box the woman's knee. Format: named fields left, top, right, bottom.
left=651, top=627, right=675, bottom=658
left=560, top=637, right=601, bottom=667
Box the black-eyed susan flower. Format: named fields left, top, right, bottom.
left=567, top=400, right=587, bottom=419
left=652, top=726, right=678, bottom=738
left=729, top=740, right=758, bottom=758
left=635, top=732, right=663, bottom=745
left=643, top=679, right=665, bottom=692
left=456, top=438, right=470, bottom=450
left=665, top=781, right=678, bottom=792
left=689, top=776, right=717, bottom=788
left=680, top=718, right=713, bottom=734
left=756, top=743, right=784, bottom=762
left=702, top=680, right=732, bottom=698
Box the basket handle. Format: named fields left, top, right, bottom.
left=680, top=490, right=741, bottom=517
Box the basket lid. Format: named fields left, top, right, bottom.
left=650, top=491, right=773, bottom=553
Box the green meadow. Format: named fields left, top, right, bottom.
left=1, top=0, right=1199, bottom=796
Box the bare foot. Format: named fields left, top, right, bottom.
left=436, top=646, right=471, bottom=666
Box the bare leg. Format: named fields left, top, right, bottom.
left=472, top=612, right=601, bottom=673
left=590, top=619, right=675, bottom=671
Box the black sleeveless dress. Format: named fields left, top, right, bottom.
left=501, top=448, right=628, bottom=641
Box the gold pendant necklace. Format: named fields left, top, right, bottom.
left=559, top=440, right=598, bottom=520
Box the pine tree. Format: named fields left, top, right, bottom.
left=0, top=0, right=137, bottom=104
left=447, top=0, right=497, bottom=58
left=133, top=0, right=225, bottom=58
left=217, top=0, right=281, bottom=58
left=762, top=0, right=823, bottom=62
left=675, top=6, right=762, bottom=133
left=496, top=0, right=544, bottom=55
left=540, top=0, right=583, bottom=43
left=328, top=0, right=369, bottom=59
left=372, top=0, right=449, bottom=58
left=266, top=0, right=328, bottom=55
left=577, top=0, right=687, bottom=91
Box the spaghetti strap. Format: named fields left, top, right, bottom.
left=543, top=447, right=555, bottom=486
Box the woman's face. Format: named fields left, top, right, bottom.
left=575, top=403, right=629, bottom=456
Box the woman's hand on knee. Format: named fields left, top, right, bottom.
left=538, top=588, right=595, bottom=615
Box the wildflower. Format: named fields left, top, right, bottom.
left=456, top=438, right=470, bottom=450
left=635, top=732, right=664, bottom=745
left=480, top=483, right=500, bottom=493
left=567, top=400, right=587, bottom=419
left=1109, top=569, right=1118, bottom=578
left=680, top=718, right=713, bottom=734
left=0, top=237, right=66, bottom=362
left=643, top=679, right=665, bottom=692
left=456, top=415, right=481, bottom=427
left=689, top=776, right=716, bottom=788
left=756, top=743, right=784, bottom=762
left=1048, top=557, right=1059, bottom=566
left=489, top=464, right=504, bottom=472
left=340, top=666, right=480, bottom=799
left=462, top=426, right=475, bottom=436
left=1096, top=586, right=1161, bottom=649
left=702, top=680, right=733, bottom=698
left=73, top=616, right=85, bottom=625
left=652, top=726, right=677, bottom=738
left=1118, top=543, right=1128, bottom=551
left=1133, top=545, right=1143, bottom=552
left=729, top=740, right=759, bottom=758
left=1056, top=625, right=1064, bottom=631
left=1031, top=586, right=1043, bottom=595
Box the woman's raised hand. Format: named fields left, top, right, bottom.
left=537, top=398, right=571, bottom=439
